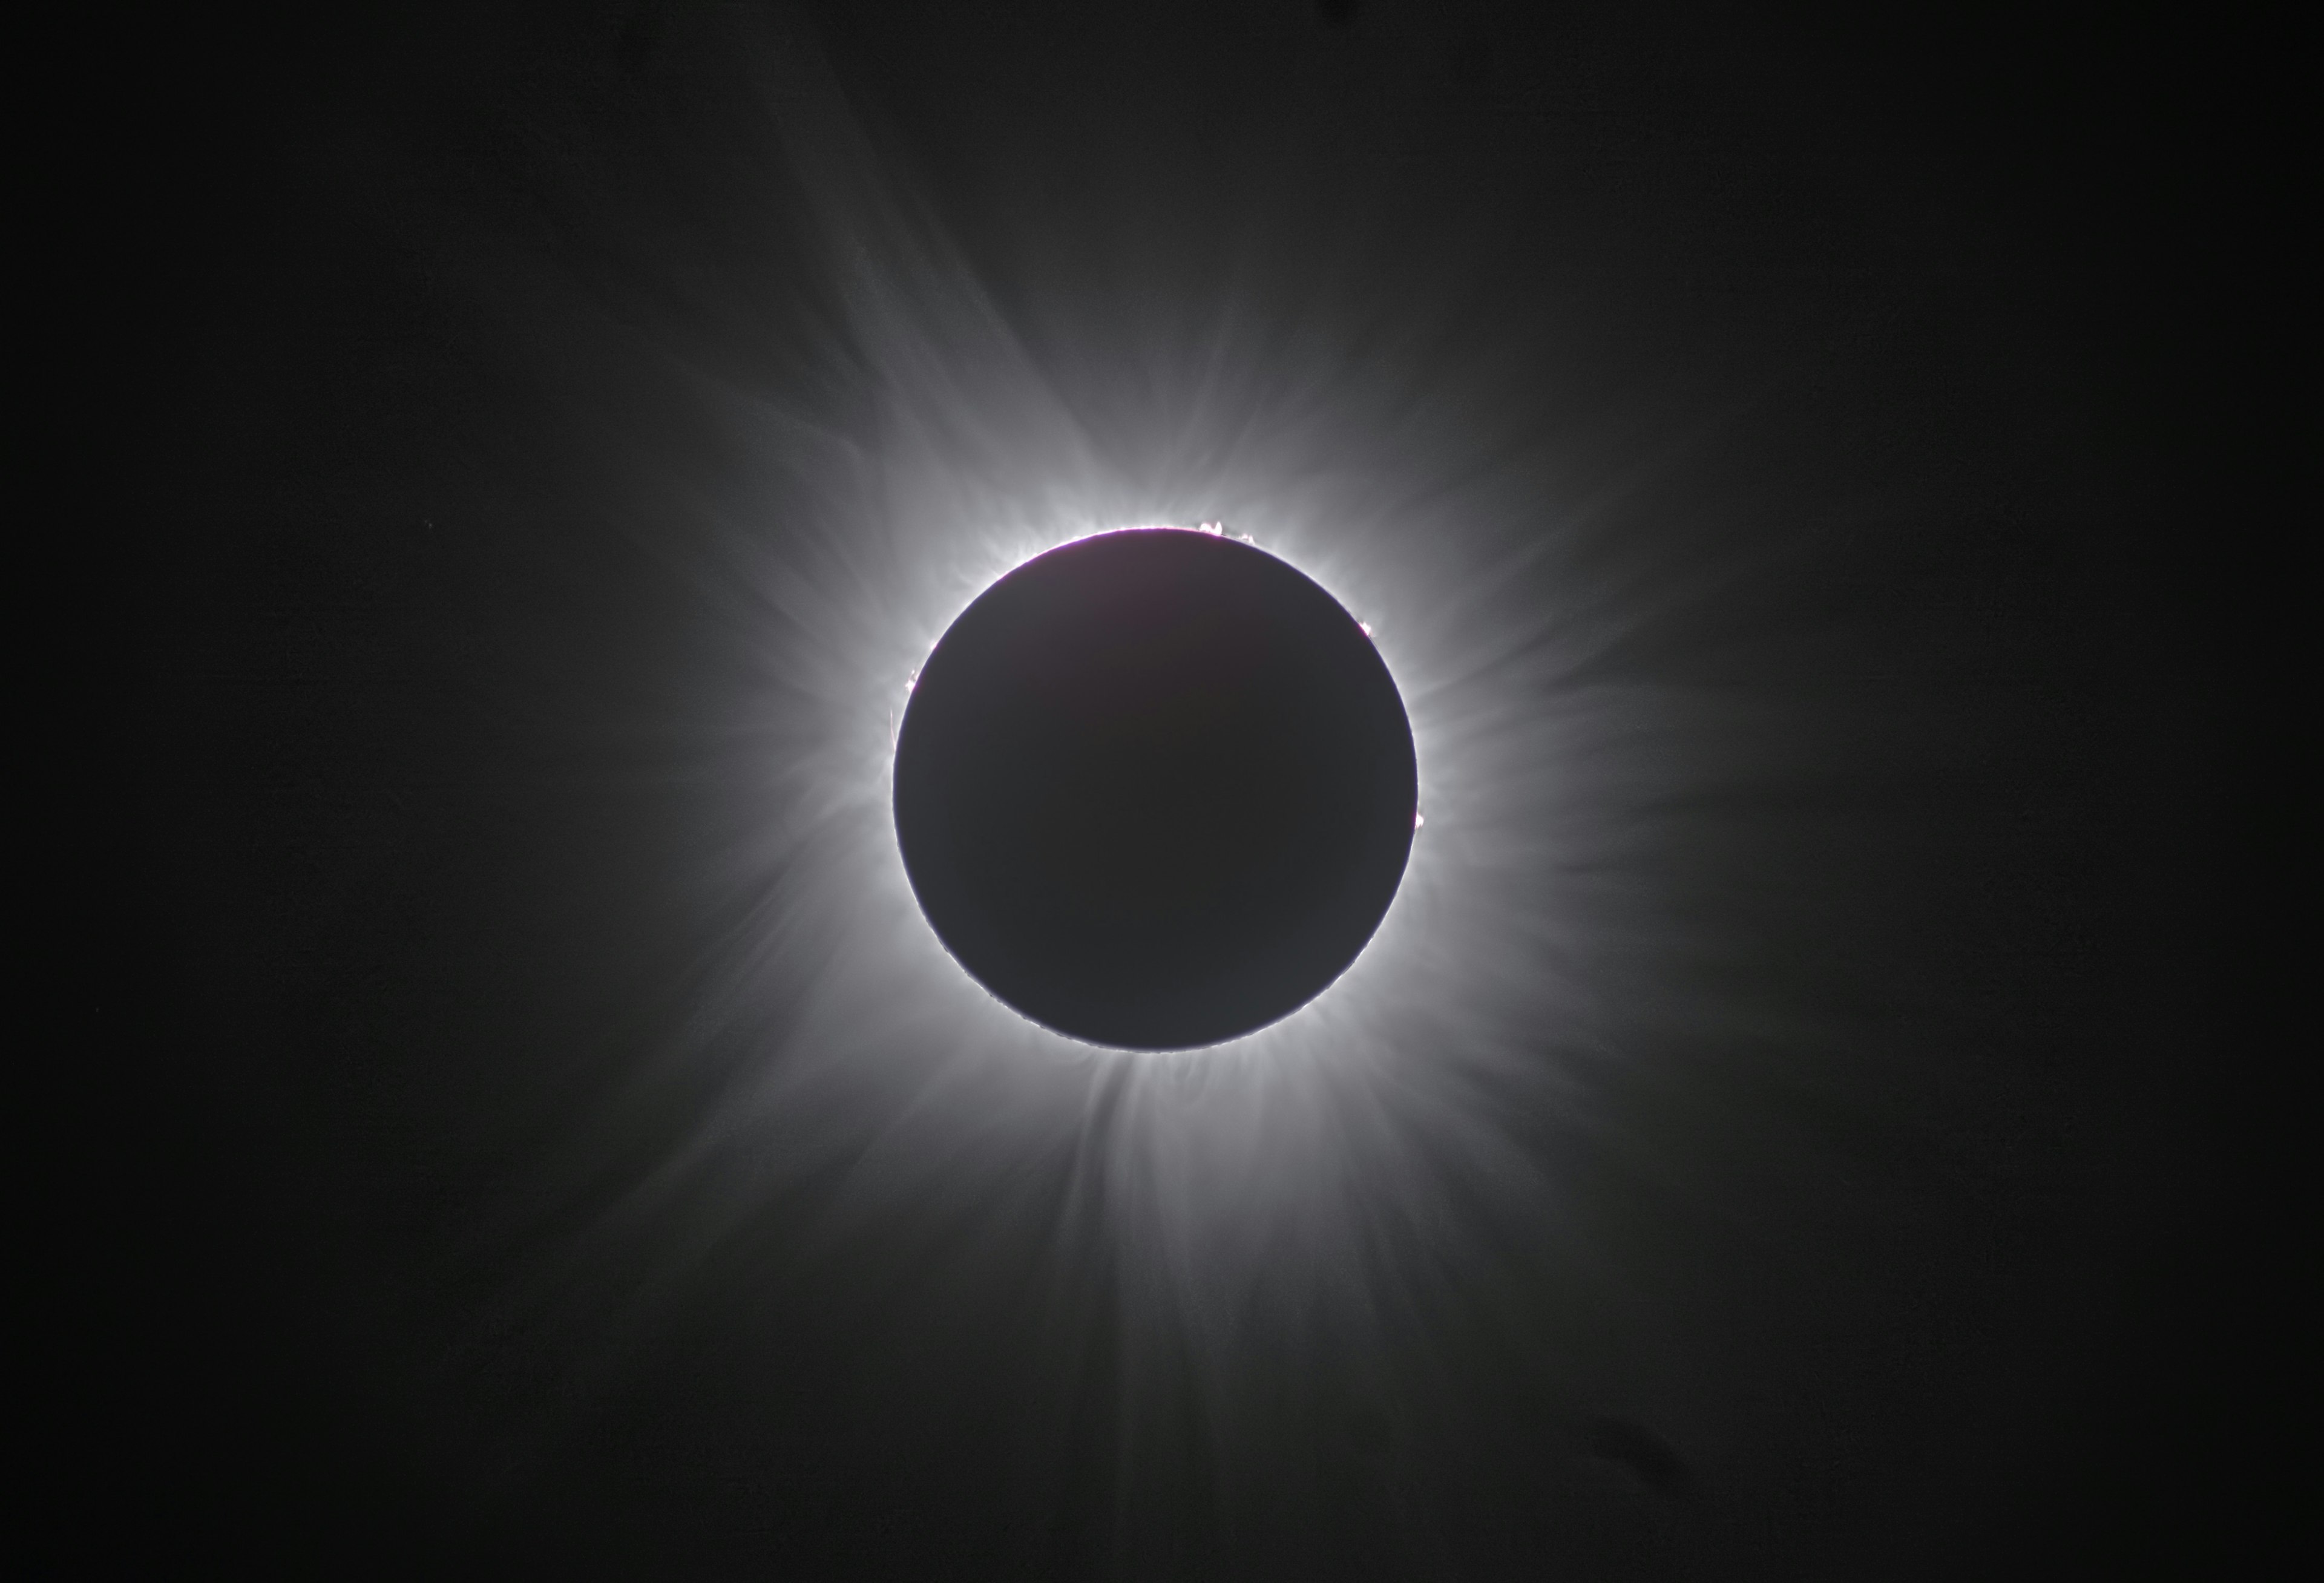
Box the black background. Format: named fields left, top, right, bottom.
left=95, top=1, right=2276, bottom=1576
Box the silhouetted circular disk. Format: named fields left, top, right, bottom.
left=894, top=529, right=1417, bottom=1049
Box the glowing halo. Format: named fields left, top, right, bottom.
left=600, top=20, right=1643, bottom=1293
left=185, top=3, right=2196, bottom=1566
left=467, top=11, right=1831, bottom=1533
left=849, top=514, right=1451, bottom=1069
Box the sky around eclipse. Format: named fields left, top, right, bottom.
left=119, top=2, right=2257, bottom=1575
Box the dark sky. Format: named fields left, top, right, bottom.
left=108, top=2, right=2268, bottom=1577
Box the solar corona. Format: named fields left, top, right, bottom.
left=170, top=8, right=2209, bottom=1570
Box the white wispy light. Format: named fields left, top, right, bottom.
left=592, top=13, right=1696, bottom=1354
left=471, top=10, right=1806, bottom=1501
left=257, top=8, right=2178, bottom=1560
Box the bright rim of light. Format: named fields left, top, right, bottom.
left=885, top=520, right=1431, bottom=1057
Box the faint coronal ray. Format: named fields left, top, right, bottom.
left=474, top=5, right=1825, bottom=1548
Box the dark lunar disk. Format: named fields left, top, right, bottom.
left=894, top=529, right=1418, bottom=1049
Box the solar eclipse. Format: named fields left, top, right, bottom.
left=151, top=3, right=2224, bottom=1573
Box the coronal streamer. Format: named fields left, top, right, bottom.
left=386, top=8, right=2168, bottom=1567
left=498, top=25, right=1754, bottom=1531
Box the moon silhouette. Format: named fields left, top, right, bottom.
left=893, top=528, right=1417, bottom=1049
